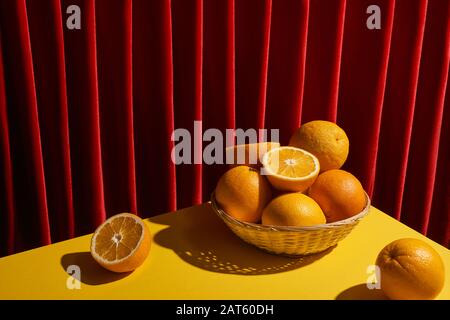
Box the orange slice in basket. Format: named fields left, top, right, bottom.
left=90, top=213, right=151, bottom=273
left=261, top=146, right=320, bottom=192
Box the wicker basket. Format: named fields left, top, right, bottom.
left=211, top=192, right=370, bottom=257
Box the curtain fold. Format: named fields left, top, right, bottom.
left=26, top=0, right=74, bottom=243
left=235, top=0, right=271, bottom=130
left=0, top=0, right=51, bottom=252
left=372, top=0, right=428, bottom=222
left=265, top=0, right=309, bottom=144
left=0, top=0, right=449, bottom=255
left=428, top=74, right=450, bottom=245
left=96, top=0, right=137, bottom=220
left=0, top=34, right=15, bottom=256
left=338, top=0, right=396, bottom=197
left=60, top=0, right=106, bottom=237
left=302, top=0, right=346, bottom=123
left=132, top=0, right=177, bottom=217
left=172, top=0, right=203, bottom=208
left=400, top=0, right=450, bottom=235
left=202, top=0, right=236, bottom=200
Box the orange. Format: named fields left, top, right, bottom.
left=376, top=238, right=445, bottom=300
left=225, top=142, right=280, bottom=168
left=308, top=169, right=366, bottom=222
left=91, top=213, right=151, bottom=273
left=215, top=166, right=272, bottom=223
left=261, top=146, right=320, bottom=192
left=289, top=120, right=349, bottom=171
left=262, top=193, right=326, bottom=227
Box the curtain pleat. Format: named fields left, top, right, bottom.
left=265, top=0, right=309, bottom=144
left=338, top=0, right=396, bottom=197
left=133, top=0, right=176, bottom=217
left=60, top=0, right=105, bottom=236
left=235, top=0, right=272, bottom=130
left=0, top=35, right=15, bottom=256
left=0, top=0, right=51, bottom=251
left=400, top=0, right=450, bottom=235
left=96, top=0, right=137, bottom=217
left=202, top=0, right=235, bottom=200
left=428, top=73, right=450, bottom=245
left=0, top=0, right=449, bottom=255
left=172, top=0, right=203, bottom=208
left=373, top=0, right=428, bottom=221
left=302, top=0, right=346, bottom=123
left=26, top=0, right=75, bottom=243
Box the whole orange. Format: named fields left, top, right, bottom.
left=376, top=238, right=445, bottom=300
left=215, top=166, right=272, bottom=223
left=262, top=193, right=326, bottom=227
left=308, top=169, right=366, bottom=222
left=289, top=120, right=349, bottom=171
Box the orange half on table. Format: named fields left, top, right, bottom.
left=90, top=213, right=151, bottom=273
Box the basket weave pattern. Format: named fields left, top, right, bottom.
left=211, top=192, right=370, bottom=256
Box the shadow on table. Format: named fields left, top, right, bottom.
left=60, top=252, right=131, bottom=285
left=150, top=203, right=334, bottom=276
left=335, top=284, right=388, bottom=300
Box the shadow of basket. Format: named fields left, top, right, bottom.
left=150, top=203, right=334, bottom=275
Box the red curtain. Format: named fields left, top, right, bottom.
left=0, top=0, right=449, bottom=256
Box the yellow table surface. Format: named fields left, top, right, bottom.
left=0, top=203, right=449, bottom=300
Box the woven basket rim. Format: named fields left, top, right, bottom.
left=211, top=191, right=370, bottom=232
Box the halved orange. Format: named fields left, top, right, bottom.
left=261, top=146, right=320, bottom=192
left=90, top=213, right=151, bottom=273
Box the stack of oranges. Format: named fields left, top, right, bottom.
left=216, top=120, right=367, bottom=227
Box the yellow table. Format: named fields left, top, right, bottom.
left=0, top=203, right=449, bottom=300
